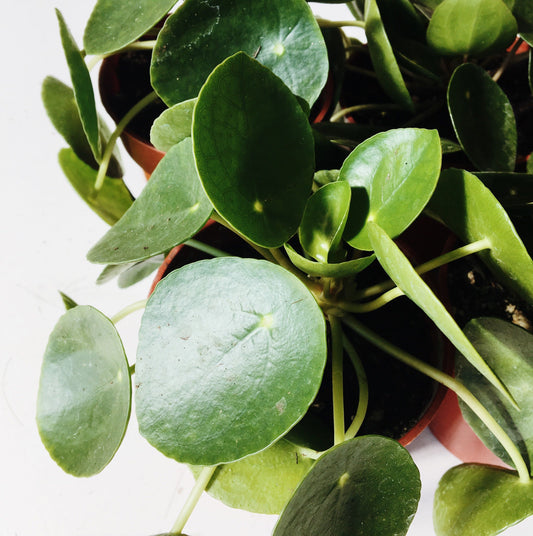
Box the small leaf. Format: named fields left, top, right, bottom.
left=274, top=436, right=420, bottom=536
left=151, top=0, right=328, bottom=107
left=427, top=0, right=518, bottom=56
left=58, top=148, right=133, bottom=225
left=36, top=306, right=131, bottom=476
left=190, top=439, right=314, bottom=514
left=87, top=138, right=212, bottom=264
left=83, top=0, right=178, bottom=55
left=299, top=181, right=351, bottom=263
left=434, top=464, right=533, bottom=536
left=150, top=98, right=196, bottom=152
left=193, top=53, right=314, bottom=248
left=118, top=257, right=164, bottom=288
left=339, top=128, right=441, bottom=251
left=59, top=291, right=78, bottom=310
left=136, top=257, right=327, bottom=465
left=448, top=63, right=517, bottom=171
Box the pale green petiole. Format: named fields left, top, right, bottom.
left=329, top=315, right=345, bottom=445
left=110, top=299, right=148, bottom=324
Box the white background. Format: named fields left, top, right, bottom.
left=1, top=1, right=532, bottom=535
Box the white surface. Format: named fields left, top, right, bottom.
left=2, top=1, right=533, bottom=535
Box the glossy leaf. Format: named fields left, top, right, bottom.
left=151, top=0, right=328, bottom=107
left=434, top=464, right=533, bottom=536
left=285, top=244, right=375, bottom=278
left=427, top=0, right=517, bottom=56
left=193, top=53, right=314, bottom=248
left=448, top=63, right=517, bottom=172
left=367, top=221, right=513, bottom=402
left=83, top=0, right=177, bottom=55
left=36, top=306, right=131, bottom=476
left=457, top=318, right=533, bottom=469
left=365, top=0, right=415, bottom=112
left=87, top=139, right=212, bottom=264
left=150, top=98, right=196, bottom=152
left=339, top=128, right=441, bottom=251
left=274, top=436, right=420, bottom=536
left=299, top=181, right=351, bottom=263
left=58, top=148, right=133, bottom=225
left=427, top=168, right=533, bottom=303
left=191, top=439, right=314, bottom=514
left=56, top=10, right=101, bottom=162
left=136, top=257, right=327, bottom=465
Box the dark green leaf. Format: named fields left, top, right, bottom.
left=427, top=0, right=517, bottom=56
left=83, top=0, right=178, bottom=55
left=58, top=148, right=133, bottom=225
left=193, top=53, right=314, bottom=248
left=376, top=0, right=427, bottom=43
left=447, top=63, right=517, bottom=171
left=136, top=257, right=327, bottom=465
left=87, top=138, right=212, bottom=264
left=339, top=128, right=441, bottom=251
left=475, top=172, right=533, bottom=207
left=274, top=436, right=420, bottom=536
left=36, top=306, right=131, bottom=476
left=513, top=0, right=533, bottom=44
left=59, top=291, right=78, bottom=310
left=150, top=98, right=196, bottom=152
left=434, top=464, right=533, bottom=536
left=151, top=0, right=328, bottom=107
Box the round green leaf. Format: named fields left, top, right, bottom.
left=83, top=0, right=178, bottom=55
left=193, top=53, right=315, bottom=248
left=427, top=0, right=517, bottom=56
left=151, top=0, right=328, bottom=107
left=87, top=138, right=212, bottom=264
left=274, top=436, right=421, bottom=536
left=299, top=181, right=351, bottom=263
left=136, top=257, right=327, bottom=465
left=448, top=63, right=517, bottom=172
left=150, top=98, right=196, bottom=152
left=36, top=306, right=131, bottom=477
left=434, top=464, right=533, bottom=536
left=339, top=128, right=441, bottom=251
left=190, top=439, right=314, bottom=514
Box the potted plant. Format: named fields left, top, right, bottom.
left=38, top=0, right=533, bottom=535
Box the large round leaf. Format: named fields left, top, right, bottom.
left=274, top=436, right=421, bottom=536
left=339, top=128, right=441, bottom=251
left=36, top=306, right=131, bottom=477
left=135, top=257, right=327, bottom=465
left=427, top=0, right=517, bottom=56
left=193, top=52, right=315, bottom=248
left=448, top=63, right=517, bottom=172
left=151, top=0, right=328, bottom=107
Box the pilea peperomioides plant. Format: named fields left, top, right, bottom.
left=39, top=0, right=533, bottom=535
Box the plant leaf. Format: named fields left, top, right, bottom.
left=136, top=257, right=327, bottom=465
left=367, top=221, right=514, bottom=404
left=427, top=168, right=533, bottom=304
left=59, top=291, right=78, bottom=310
left=83, top=0, right=178, bottom=55
left=193, top=53, right=314, bottom=248
left=299, top=181, right=351, bottom=263
left=434, top=464, right=533, bottom=536
left=365, top=0, right=415, bottom=112
left=448, top=63, right=517, bottom=172
left=36, top=306, right=131, bottom=477
left=513, top=0, right=533, bottom=44
left=475, top=172, right=533, bottom=207
left=190, top=439, right=314, bottom=514
left=339, top=128, right=441, bottom=251
left=274, top=436, right=420, bottom=536
left=151, top=0, right=328, bottom=107
left=58, top=148, right=133, bottom=225
left=87, top=138, right=212, bottom=264
left=150, top=98, right=196, bottom=152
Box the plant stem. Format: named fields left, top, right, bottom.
left=170, top=465, right=217, bottom=535
left=493, top=38, right=523, bottom=82
left=317, top=18, right=365, bottom=29
left=110, top=299, right=148, bottom=324
left=184, top=239, right=230, bottom=258
left=347, top=1, right=364, bottom=20
left=329, top=315, right=345, bottom=445
left=331, top=103, right=403, bottom=122
left=341, top=314, right=531, bottom=483
left=94, top=92, right=160, bottom=191
left=343, top=335, right=369, bottom=440
left=338, top=286, right=404, bottom=313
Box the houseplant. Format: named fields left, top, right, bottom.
left=38, top=0, right=533, bottom=535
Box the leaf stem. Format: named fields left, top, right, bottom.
left=341, top=314, right=531, bottom=483
left=94, top=92, right=159, bottom=191
left=347, top=1, right=364, bottom=20
left=170, top=465, right=217, bottom=535
left=331, top=103, right=403, bottom=122
left=493, top=38, right=524, bottom=82
left=184, top=239, right=231, bottom=258
left=110, top=299, right=148, bottom=324
left=317, top=18, right=365, bottom=29
left=329, top=315, right=345, bottom=445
